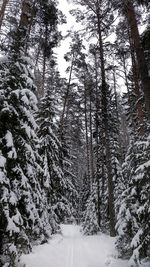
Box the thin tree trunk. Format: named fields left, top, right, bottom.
left=42, top=54, right=46, bottom=96
left=96, top=0, right=116, bottom=236
left=42, top=25, right=49, bottom=96
left=89, top=90, right=94, bottom=182
left=84, top=79, right=91, bottom=189
left=0, top=0, right=9, bottom=30
left=122, top=53, right=130, bottom=94
left=95, top=53, right=101, bottom=227
left=113, top=69, right=119, bottom=121
left=60, top=52, right=74, bottom=137
left=125, top=0, right=150, bottom=118
left=34, top=31, right=43, bottom=67
left=122, top=52, right=136, bottom=135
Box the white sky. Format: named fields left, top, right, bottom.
left=56, top=0, right=126, bottom=92
left=56, top=0, right=80, bottom=77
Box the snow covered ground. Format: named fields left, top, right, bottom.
left=21, top=224, right=150, bottom=267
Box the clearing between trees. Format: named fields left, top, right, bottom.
left=21, top=225, right=149, bottom=267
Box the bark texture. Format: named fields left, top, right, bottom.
left=0, top=0, right=9, bottom=30
left=96, top=0, right=116, bottom=237
left=125, top=0, right=150, bottom=118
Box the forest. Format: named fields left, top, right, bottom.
left=0, top=0, right=149, bottom=266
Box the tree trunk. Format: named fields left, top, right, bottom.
left=59, top=52, right=74, bottom=137
left=89, top=90, right=94, bottom=182
left=113, top=69, right=119, bottom=121
left=42, top=24, right=49, bottom=95
left=96, top=0, right=116, bottom=236
left=122, top=52, right=137, bottom=135
left=42, top=53, right=46, bottom=96
left=84, top=79, right=91, bottom=189
left=95, top=57, right=101, bottom=227
left=125, top=0, right=150, bottom=118
left=12, top=0, right=32, bottom=53
left=128, top=27, right=145, bottom=135
left=0, top=0, right=9, bottom=30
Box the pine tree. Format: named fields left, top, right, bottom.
left=113, top=0, right=150, bottom=118
left=31, top=0, right=64, bottom=97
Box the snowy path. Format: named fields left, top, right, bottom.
left=21, top=225, right=148, bottom=267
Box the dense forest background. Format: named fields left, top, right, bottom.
left=0, top=0, right=149, bottom=266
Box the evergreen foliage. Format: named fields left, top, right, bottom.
left=0, top=0, right=150, bottom=266
left=116, top=134, right=150, bottom=266
left=0, top=49, right=46, bottom=267
left=37, top=85, right=77, bottom=228
left=82, top=183, right=100, bottom=235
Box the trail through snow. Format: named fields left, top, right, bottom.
left=21, top=225, right=149, bottom=267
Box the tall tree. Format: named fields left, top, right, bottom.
left=0, top=0, right=9, bottom=29
left=71, top=0, right=116, bottom=236
left=114, top=0, right=150, bottom=118
left=0, top=0, right=50, bottom=265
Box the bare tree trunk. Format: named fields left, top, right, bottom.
left=35, top=35, right=42, bottom=67
left=84, top=79, right=91, bottom=189
left=12, top=0, right=33, bottom=53
left=125, top=0, right=150, bottom=118
left=113, top=69, right=119, bottom=121
left=122, top=52, right=136, bottom=134
left=122, top=53, right=130, bottom=95
left=59, top=52, right=74, bottom=137
left=42, top=54, right=46, bottom=96
left=0, top=0, right=9, bottom=30
left=95, top=53, right=101, bottom=227
left=96, top=0, right=116, bottom=236
left=19, top=0, right=32, bottom=35
left=128, top=27, right=145, bottom=135
left=89, top=90, right=94, bottom=182
left=41, top=25, right=49, bottom=96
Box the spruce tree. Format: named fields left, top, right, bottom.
left=82, top=183, right=100, bottom=235
left=0, top=0, right=50, bottom=265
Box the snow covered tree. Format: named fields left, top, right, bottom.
left=37, top=58, right=78, bottom=228
left=116, top=132, right=150, bottom=266
left=59, top=102, right=80, bottom=223
left=82, top=183, right=100, bottom=235
left=31, top=0, right=64, bottom=97
left=0, top=0, right=50, bottom=265
left=0, top=49, right=46, bottom=267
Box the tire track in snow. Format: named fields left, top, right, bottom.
left=66, top=239, right=74, bottom=267
left=21, top=225, right=130, bottom=267
left=70, top=241, right=74, bottom=267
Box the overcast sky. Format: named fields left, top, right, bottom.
left=56, top=0, right=81, bottom=77
left=56, top=0, right=127, bottom=92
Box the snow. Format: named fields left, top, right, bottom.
left=0, top=154, right=6, bottom=167
left=21, top=224, right=128, bottom=267
left=21, top=225, right=150, bottom=267
left=5, top=131, right=17, bottom=159
left=6, top=217, right=20, bottom=235
left=135, top=160, right=150, bottom=173
left=131, top=229, right=143, bottom=248
left=9, top=192, right=17, bottom=205
left=5, top=131, right=14, bottom=147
